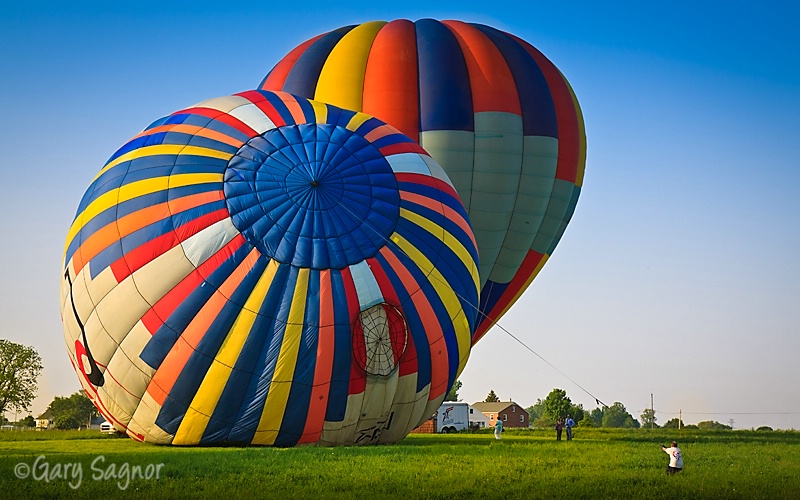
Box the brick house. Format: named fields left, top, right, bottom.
left=472, top=401, right=529, bottom=428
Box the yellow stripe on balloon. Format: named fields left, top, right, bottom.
left=389, top=233, right=472, bottom=376
left=345, top=112, right=373, bottom=133
left=93, top=145, right=233, bottom=181
left=564, top=75, right=587, bottom=188
left=64, top=172, right=223, bottom=254
left=398, top=207, right=480, bottom=291
left=309, top=100, right=328, bottom=124
left=314, top=21, right=387, bottom=112
left=171, top=258, right=278, bottom=445
left=252, top=267, right=310, bottom=445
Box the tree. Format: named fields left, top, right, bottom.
left=661, top=417, right=684, bottom=429
left=46, top=392, right=97, bottom=429
left=20, top=415, right=35, bottom=428
left=569, top=403, right=585, bottom=424
left=579, top=413, right=595, bottom=427
left=601, top=402, right=639, bottom=428
left=525, top=399, right=544, bottom=422
left=542, top=388, right=572, bottom=420
left=444, top=379, right=462, bottom=402
left=54, top=414, right=81, bottom=430
left=697, top=420, right=731, bottom=430
left=484, top=390, right=500, bottom=402
left=640, top=408, right=658, bottom=428
left=0, top=339, right=44, bottom=417
left=588, top=407, right=604, bottom=427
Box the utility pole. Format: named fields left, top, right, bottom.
left=679, top=409, right=682, bottom=430
left=650, top=394, right=654, bottom=429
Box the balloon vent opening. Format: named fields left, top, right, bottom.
left=352, top=303, right=408, bottom=377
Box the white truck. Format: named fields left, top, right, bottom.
left=435, top=401, right=471, bottom=433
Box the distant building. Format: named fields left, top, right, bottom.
left=35, top=409, right=54, bottom=430
left=468, top=405, right=490, bottom=428
left=90, top=416, right=105, bottom=430
left=472, top=401, right=530, bottom=428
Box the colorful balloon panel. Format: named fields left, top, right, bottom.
left=60, top=90, right=479, bottom=446
left=260, top=19, right=587, bottom=343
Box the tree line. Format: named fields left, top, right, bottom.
left=445, top=379, right=737, bottom=431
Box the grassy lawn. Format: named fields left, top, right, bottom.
left=1, top=428, right=798, bottom=499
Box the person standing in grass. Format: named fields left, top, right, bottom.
left=555, top=418, right=563, bottom=441
left=661, top=441, right=683, bottom=475
left=565, top=415, right=575, bottom=441
left=494, top=415, right=503, bottom=440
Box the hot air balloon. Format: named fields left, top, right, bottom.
left=60, top=89, right=479, bottom=446
left=259, top=19, right=586, bottom=343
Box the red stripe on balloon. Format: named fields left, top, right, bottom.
left=379, top=141, right=428, bottom=157
left=341, top=267, right=366, bottom=396
left=507, top=33, right=580, bottom=184
left=235, top=90, right=288, bottom=127
left=379, top=246, right=449, bottom=400
left=173, top=107, right=259, bottom=137
left=442, top=20, right=521, bottom=114
left=111, top=208, right=229, bottom=283
left=473, top=249, right=545, bottom=343
left=297, top=269, right=336, bottom=444
left=395, top=172, right=461, bottom=205
left=260, top=34, right=325, bottom=91
left=366, top=257, right=418, bottom=377
left=362, top=19, right=420, bottom=143
left=140, top=234, right=248, bottom=334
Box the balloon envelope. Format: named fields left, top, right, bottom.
left=60, top=90, right=479, bottom=445
left=260, top=19, right=586, bottom=342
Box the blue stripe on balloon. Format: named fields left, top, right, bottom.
left=471, top=24, right=558, bottom=138
left=323, top=269, right=352, bottom=422
left=224, top=263, right=296, bottom=442
left=394, top=236, right=460, bottom=392
left=398, top=196, right=479, bottom=266
left=393, top=213, right=478, bottom=334
left=371, top=252, right=432, bottom=393
left=155, top=256, right=270, bottom=435
left=138, top=241, right=254, bottom=371
left=260, top=91, right=297, bottom=126
left=207, top=260, right=291, bottom=443
left=392, top=215, right=476, bottom=347
left=282, top=26, right=356, bottom=98
left=415, top=19, right=473, bottom=132
left=354, top=117, right=384, bottom=137
left=478, top=279, right=509, bottom=322
left=295, top=94, right=316, bottom=124
left=274, top=268, right=320, bottom=446
left=181, top=113, right=252, bottom=144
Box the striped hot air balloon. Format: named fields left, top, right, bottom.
left=260, top=19, right=586, bottom=343
left=60, top=90, right=479, bottom=446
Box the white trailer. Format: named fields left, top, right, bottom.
left=435, top=402, right=471, bottom=433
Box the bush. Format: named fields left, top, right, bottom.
left=53, top=414, right=81, bottom=430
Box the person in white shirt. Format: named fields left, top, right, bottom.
left=661, top=441, right=683, bottom=474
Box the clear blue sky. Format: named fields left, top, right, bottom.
left=1, top=1, right=798, bottom=429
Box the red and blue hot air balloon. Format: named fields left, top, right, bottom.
left=60, top=90, right=479, bottom=446
left=260, top=19, right=586, bottom=343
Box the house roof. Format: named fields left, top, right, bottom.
left=472, top=401, right=528, bottom=415
left=36, top=409, right=53, bottom=420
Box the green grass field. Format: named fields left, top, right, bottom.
left=2, top=428, right=799, bottom=499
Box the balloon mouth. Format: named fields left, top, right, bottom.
left=223, top=123, right=401, bottom=269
